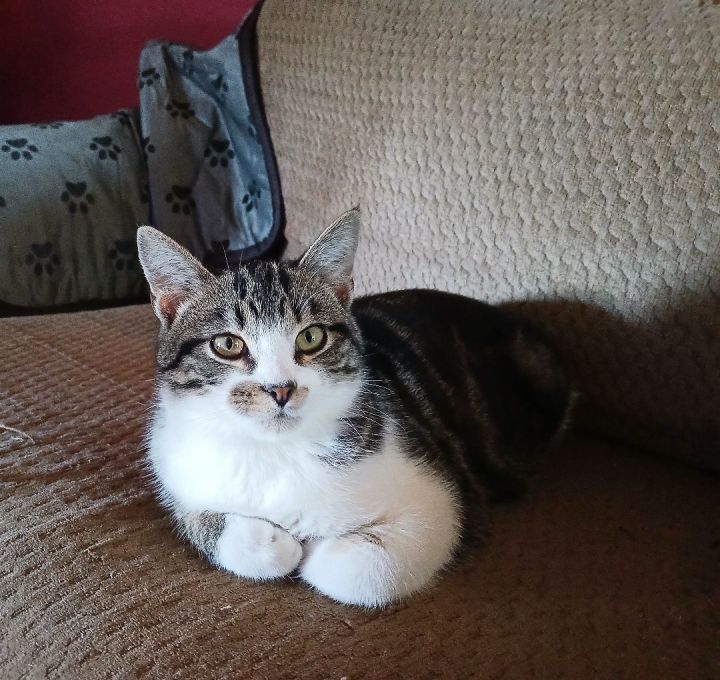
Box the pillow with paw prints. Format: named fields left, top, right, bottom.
left=0, top=13, right=286, bottom=311
left=0, top=110, right=149, bottom=310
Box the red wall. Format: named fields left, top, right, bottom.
left=1, top=0, right=258, bottom=124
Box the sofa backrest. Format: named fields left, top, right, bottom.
left=257, top=0, right=720, bottom=469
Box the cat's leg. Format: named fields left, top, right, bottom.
left=174, top=509, right=303, bottom=580
left=300, top=468, right=461, bottom=607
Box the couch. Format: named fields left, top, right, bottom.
left=1, top=1, right=718, bottom=677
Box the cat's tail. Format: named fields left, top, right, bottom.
left=510, top=322, right=577, bottom=449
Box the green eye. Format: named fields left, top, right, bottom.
left=211, top=334, right=245, bottom=359
left=296, top=325, right=327, bottom=353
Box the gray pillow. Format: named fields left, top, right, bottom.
left=137, top=24, right=284, bottom=270
left=0, top=111, right=149, bottom=308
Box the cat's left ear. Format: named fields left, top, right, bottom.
left=299, top=207, right=360, bottom=304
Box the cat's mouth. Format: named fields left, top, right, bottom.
left=265, top=410, right=300, bottom=432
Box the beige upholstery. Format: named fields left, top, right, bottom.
left=1, top=306, right=718, bottom=678
left=258, top=0, right=720, bottom=469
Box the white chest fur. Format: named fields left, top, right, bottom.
left=148, top=394, right=447, bottom=541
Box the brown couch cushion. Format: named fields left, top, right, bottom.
left=256, top=0, right=720, bottom=470
left=1, top=305, right=717, bottom=677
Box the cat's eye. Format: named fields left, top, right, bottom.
left=211, top=334, right=246, bottom=359
left=296, top=325, right=327, bottom=353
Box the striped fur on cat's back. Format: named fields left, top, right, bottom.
left=137, top=209, right=572, bottom=607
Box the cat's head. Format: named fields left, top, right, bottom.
left=137, top=209, right=363, bottom=443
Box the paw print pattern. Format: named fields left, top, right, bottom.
left=138, top=67, right=161, bottom=89
left=89, top=136, right=121, bottom=161
left=165, top=185, right=196, bottom=215
left=204, top=139, right=235, bottom=168
left=2, top=138, right=39, bottom=160
left=108, top=239, right=138, bottom=271
left=241, top=181, right=262, bottom=213
left=141, top=137, right=155, bottom=161
left=61, top=181, right=95, bottom=214
left=25, top=243, right=60, bottom=277
left=111, top=110, right=132, bottom=127
left=211, top=74, right=229, bottom=95
left=181, top=49, right=195, bottom=74
left=31, top=122, right=63, bottom=130
left=165, top=100, right=195, bottom=119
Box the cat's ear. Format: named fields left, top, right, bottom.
left=299, top=207, right=360, bottom=304
left=136, top=226, right=212, bottom=325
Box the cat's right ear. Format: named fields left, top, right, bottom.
left=136, top=226, right=212, bottom=325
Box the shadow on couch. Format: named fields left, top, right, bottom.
left=505, top=284, right=720, bottom=472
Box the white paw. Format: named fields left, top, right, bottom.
left=301, top=535, right=403, bottom=607
left=215, top=515, right=302, bottom=580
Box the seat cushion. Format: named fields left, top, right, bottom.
left=1, top=305, right=717, bottom=677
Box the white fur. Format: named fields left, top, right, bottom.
left=214, top=515, right=303, bottom=580
left=149, top=372, right=461, bottom=606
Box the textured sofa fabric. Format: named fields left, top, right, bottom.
left=257, top=0, right=720, bottom=470
left=1, top=306, right=718, bottom=678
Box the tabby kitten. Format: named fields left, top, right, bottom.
left=137, top=209, right=571, bottom=607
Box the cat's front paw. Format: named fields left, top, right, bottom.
left=301, top=535, right=401, bottom=607
left=215, top=515, right=302, bottom=580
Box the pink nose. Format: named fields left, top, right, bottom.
left=263, top=382, right=296, bottom=408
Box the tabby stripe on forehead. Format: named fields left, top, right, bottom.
left=209, top=308, right=226, bottom=324
left=277, top=267, right=292, bottom=295
left=261, top=264, right=276, bottom=290
left=235, top=305, right=245, bottom=328
left=161, top=337, right=209, bottom=371
left=234, top=270, right=247, bottom=299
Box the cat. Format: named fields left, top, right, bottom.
left=137, top=208, right=572, bottom=608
